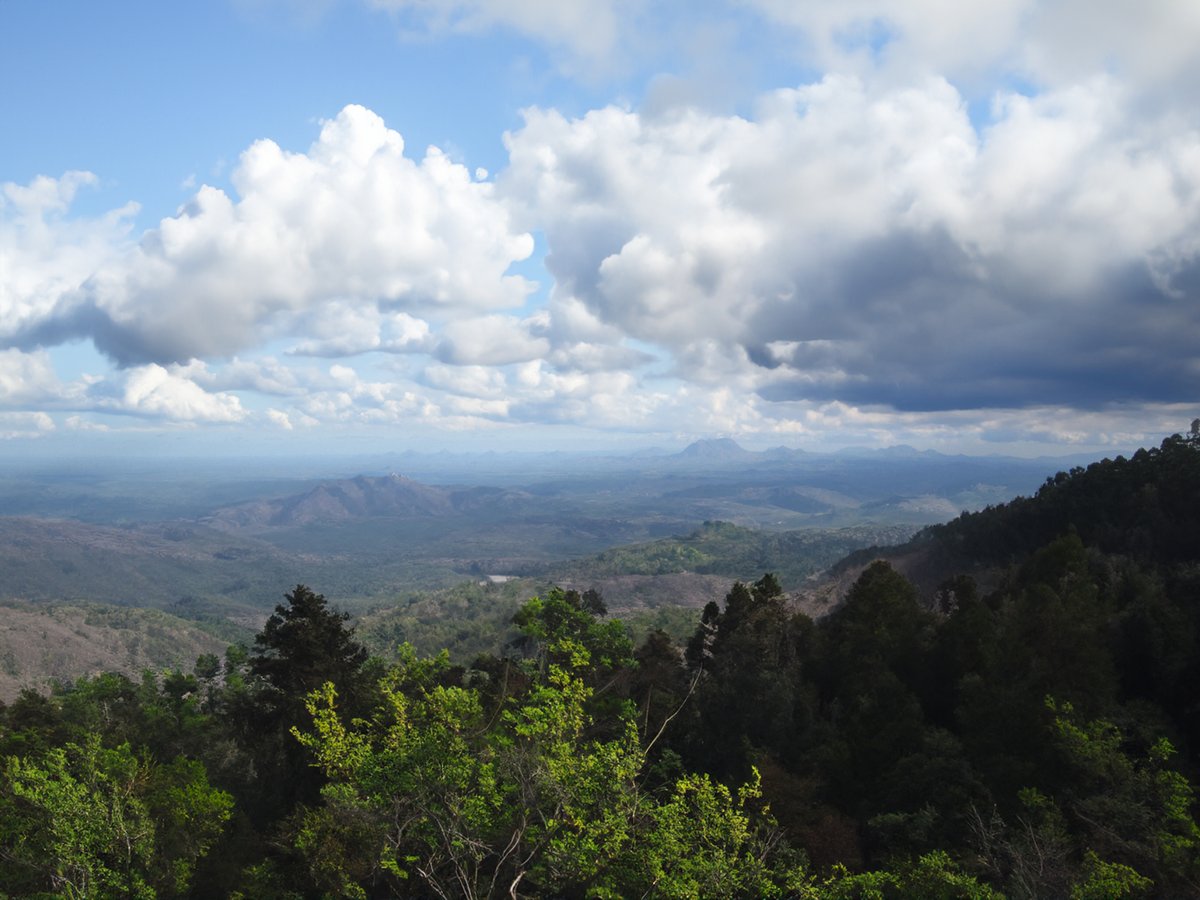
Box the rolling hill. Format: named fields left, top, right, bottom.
left=0, top=601, right=232, bottom=701
left=204, top=473, right=533, bottom=528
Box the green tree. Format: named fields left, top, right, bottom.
left=292, top=641, right=643, bottom=898
left=0, top=734, right=231, bottom=898
left=511, top=587, right=632, bottom=682
left=614, top=768, right=813, bottom=899
left=1046, top=699, right=1200, bottom=894
left=292, top=632, right=806, bottom=898
left=819, top=850, right=1002, bottom=899
left=683, top=575, right=812, bottom=778
left=228, top=584, right=371, bottom=826
left=249, top=584, right=369, bottom=705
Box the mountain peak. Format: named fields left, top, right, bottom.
left=676, top=438, right=751, bottom=460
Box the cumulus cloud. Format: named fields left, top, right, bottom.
left=0, top=172, right=136, bottom=345
left=547, top=341, right=655, bottom=373
left=500, top=359, right=684, bottom=430
left=745, top=0, right=1028, bottom=85
left=5, top=5, right=1200, bottom=450
left=95, top=365, right=248, bottom=423
left=189, top=357, right=305, bottom=396
left=422, top=363, right=509, bottom=398
left=266, top=408, right=295, bottom=430
left=64, top=415, right=110, bottom=432
left=436, top=314, right=551, bottom=366
left=0, top=412, right=55, bottom=440
left=290, top=305, right=433, bottom=357
left=0, top=349, right=68, bottom=408
left=0, top=349, right=256, bottom=426
left=6, top=106, right=533, bottom=367
left=501, top=72, right=1200, bottom=413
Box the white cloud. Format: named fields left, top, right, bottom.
left=542, top=295, right=625, bottom=344
left=436, top=314, right=551, bottom=365
left=547, top=341, right=654, bottom=373
left=64, top=415, right=110, bottom=432
left=422, top=363, right=509, bottom=398
left=192, top=356, right=305, bottom=396
left=102, top=364, right=248, bottom=423
left=744, top=0, right=1200, bottom=102
left=363, top=1, right=1200, bottom=107
left=745, top=0, right=1030, bottom=84
left=0, top=349, right=65, bottom=407
left=291, top=364, right=435, bottom=425
left=0, top=411, right=55, bottom=439
left=0, top=172, right=137, bottom=346
left=1016, top=1, right=1200, bottom=98
left=9, top=106, right=533, bottom=367
left=0, top=349, right=257, bottom=426
left=266, top=408, right=294, bottom=430
left=6, top=5, right=1200, bottom=451
left=501, top=73, right=1200, bottom=412
left=290, top=305, right=433, bottom=357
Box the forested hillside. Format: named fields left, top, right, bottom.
left=3, top=436, right=1200, bottom=897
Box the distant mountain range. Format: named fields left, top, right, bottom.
left=671, top=438, right=955, bottom=464
left=3, top=437, right=1188, bottom=701
left=205, top=474, right=532, bottom=529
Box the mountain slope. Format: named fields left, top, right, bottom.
left=0, top=601, right=232, bottom=701
left=204, top=474, right=539, bottom=529
left=674, top=438, right=755, bottom=461
left=810, top=433, right=1200, bottom=604
left=0, top=517, right=298, bottom=616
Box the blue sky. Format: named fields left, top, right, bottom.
left=2, top=0, right=1199, bottom=457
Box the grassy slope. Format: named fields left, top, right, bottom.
left=0, top=600, right=238, bottom=702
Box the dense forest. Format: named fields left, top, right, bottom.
left=3, top=436, right=1200, bottom=897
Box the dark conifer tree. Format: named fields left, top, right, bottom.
left=250, top=584, right=369, bottom=706
left=227, top=585, right=370, bottom=834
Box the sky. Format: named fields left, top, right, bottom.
left=2, top=0, right=1199, bottom=458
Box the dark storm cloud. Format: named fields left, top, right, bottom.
left=503, top=75, right=1200, bottom=418
left=749, top=235, right=1200, bottom=412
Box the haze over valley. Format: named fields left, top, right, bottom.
left=0, top=436, right=1088, bottom=695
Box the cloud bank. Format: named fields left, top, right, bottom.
left=5, top=105, right=533, bottom=367
left=502, top=74, right=1200, bottom=414
left=3, top=1, right=1199, bottom=450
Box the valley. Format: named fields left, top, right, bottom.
left=0, top=439, right=1084, bottom=695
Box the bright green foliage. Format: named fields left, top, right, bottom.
left=3, top=737, right=154, bottom=899
left=293, top=621, right=802, bottom=899
left=293, top=654, right=642, bottom=897
left=1046, top=699, right=1200, bottom=892
left=819, top=851, right=1003, bottom=899
left=295, top=652, right=509, bottom=897
left=620, top=768, right=812, bottom=899
left=1069, top=852, right=1151, bottom=899
left=971, top=701, right=1200, bottom=897
left=502, top=666, right=643, bottom=889
left=511, top=587, right=633, bottom=677
left=0, top=734, right=232, bottom=898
